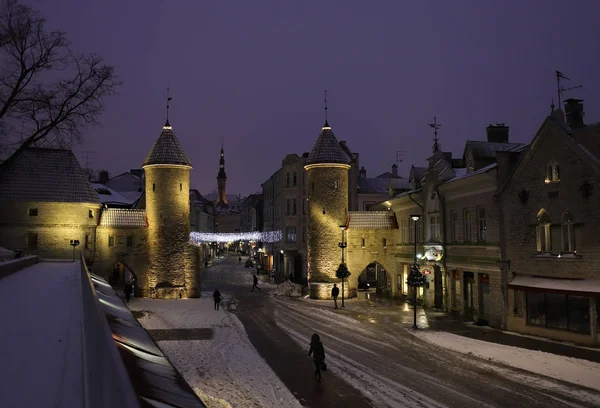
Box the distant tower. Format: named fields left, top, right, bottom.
left=304, top=113, right=351, bottom=299
left=217, top=144, right=228, bottom=206
left=142, top=119, right=198, bottom=298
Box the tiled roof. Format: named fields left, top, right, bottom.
left=305, top=123, right=351, bottom=166
left=0, top=147, right=100, bottom=203
left=348, top=211, right=398, bottom=230
left=143, top=124, right=191, bottom=167
left=99, top=209, right=147, bottom=227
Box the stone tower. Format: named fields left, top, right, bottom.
left=217, top=146, right=228, bottom=206
left=304, top=120, right=351, bottom=299
left=142, top=120, right=199, bottom=298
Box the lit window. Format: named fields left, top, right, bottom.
left=561, top=211, right=576, bottom=252
left=478, top=208, right=487, bottom=241
left=536, top=209, right=551, bottom=252
left=28, top=208, right=38, bottom=216
left=545, top=161, right=560, bottom=183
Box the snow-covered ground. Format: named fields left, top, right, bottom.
left=413, top=330, right=600, bottom=391
left=129, top=294, right=301, bottom=408
left=0, top=261, right=83, bottom=408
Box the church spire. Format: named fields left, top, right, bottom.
left=217, top=140, right=227, bottom=206
left=165, top=87, right=172, bottom=127
left=323, top=89, right=330, bottom=128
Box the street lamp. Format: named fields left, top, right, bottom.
left=337, top=225, right=349, bottom=308
left=408, top=214, right=425, bottom=329
left=70, top=239, right=80, bottom=262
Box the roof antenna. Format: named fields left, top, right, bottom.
left=556, top=71, right=582, bottom=108
left=165, top=87, right=172, bottom=127
left=428, top=116, right=442, bottom=153
left=323, top=89, right=329, bottom=127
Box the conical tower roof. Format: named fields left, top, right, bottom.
left=143, top=122, right=192, bottom=167
left=305, top=122, right=351, bottom=166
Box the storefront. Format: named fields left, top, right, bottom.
left=509, top=275, right=600, bottom=345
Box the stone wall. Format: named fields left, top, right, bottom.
left=144, top=165, right=198, bottom=298
left=93, top=226, right=148, bottom=284
left=0, top=201, right=101, bottom=260
left=306, top=164, right=349, bottom=298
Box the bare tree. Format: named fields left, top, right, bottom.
left=0, top=0, right=119, bottom=165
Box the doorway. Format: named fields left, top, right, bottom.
left=479, top=273, right=490, bottom=324
left=434, top=265, right=443, bottom=309
left=463, top=272, right=475, bottom=319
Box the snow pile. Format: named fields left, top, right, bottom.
left=272, top=281, right=303, bottom=297
left=129, top=295, right=301, bottom=408
left=414, top=330, right=600, bottom=392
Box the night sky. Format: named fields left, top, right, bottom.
left=27, top=0, right=600, bottom=196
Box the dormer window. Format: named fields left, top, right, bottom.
left=545, top=161, right=560, bottom=183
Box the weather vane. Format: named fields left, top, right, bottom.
left=324, top=89, right=328, bottom=123
left=428, top=116, right=442, bottom=152
left=166, top=87, right=172, bottom=123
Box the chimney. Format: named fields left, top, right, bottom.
left=486, top=124, right=509, bottom=143
left=359, top=166, right=366, bottom=178
left=98, top=170, right=109, bottom=183
left=392, top=164, right=398, bottom=178
left=564, top=99, right=585, bottom=129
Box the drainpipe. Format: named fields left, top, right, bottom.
left=434, top=184, right=448, bottom=312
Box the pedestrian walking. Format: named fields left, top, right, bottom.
left=124, top=282, right=132, bottom=303
left=251, top=274, right=261, bottom=292
left=238, top=256, right=242, bottom=263
left=331, top=284, right=339, bottom=309
left=204, top=260, right=209, bottom=268
left=308, top=333, right=326, bottom=382
left=213, top=289, right=221, bottom=310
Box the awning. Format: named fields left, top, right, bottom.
left=509, top=275, right=600, bottom=296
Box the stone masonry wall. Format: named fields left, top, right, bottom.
left=306, top=165, right=349, bottom=298
left=145, top=165, right=198, bottom=298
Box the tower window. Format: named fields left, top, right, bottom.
left=89, top=209, right=94, bottom=218
left=383, top=238, right=387, bottom=248
left=29, top=208, right=38, bottom=216
left=334, top=181, right=338, bottom=189
left=153, top=183, right=156, bottom=191
left=361, top=238, right=366, bottom=248
left=322, top=208, right=326, bottom=215
left=180, top=183, right=182, bottom=192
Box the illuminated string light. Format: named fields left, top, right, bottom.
left=189, top=230, right=282, bottom=244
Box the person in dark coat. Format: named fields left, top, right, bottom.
left=331, top=284, right=340, bottom=309
left=124, top=282, right=132, bottom=303
left=238, top=256, right=242, bottom=263
left=308, top=333, right=326, bottom=381
left=251, top=274, right=261, bottom=292
left=213, top=289, right=221, bottom=310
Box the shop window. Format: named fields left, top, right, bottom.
left=545, top=161, right=560, bottom=183
left=561, top=211, right=576, bottom=252
left=536, top=209, right=551, bottom=252
left=29, top=208, right=38, bottom=216
left=526, top=292, right=590, bottom=334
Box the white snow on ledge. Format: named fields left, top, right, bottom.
left=413, top=331, right=600, bottom=392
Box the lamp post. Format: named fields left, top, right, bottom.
left=338, top=225, right=348, bottom=308
left=409, top=215, right=423, bottom=329
left=70, top=239, right=80, bottom=262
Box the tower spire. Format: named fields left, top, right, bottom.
left=165, top=87, right=172, bottom=127
left=550, top=98, right=555, bottom=114
left=323, top=90, right=329, bottom=128
left=428, top=116, right=442, bottom=153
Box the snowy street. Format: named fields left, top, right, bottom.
left=132, top=254, right=600, bottom=407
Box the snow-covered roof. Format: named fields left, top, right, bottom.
left=445, top=165, right=494, bottom=183
left=143, top=123, right=192, bottom=167
left=99, top=209, right=147, bottom=227
left=104, top=172, right=144, bottom=192
left=92, top=183, right=137, bottom=206
left=464, top=140, right=527, bottom=160
left=0, top=147, right=100, bottom=204
left=348, top=211, right=398, bottom=230
left=305, top=123, right=351, bottom=166
left=509, top=275, right=600, bottom=295
left=358, top=178, right=389, bottom=194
